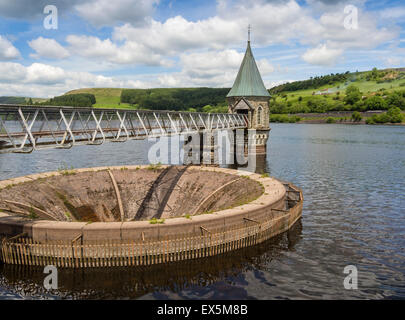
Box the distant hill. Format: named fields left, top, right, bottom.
left=0, top=96, right=48, bottom=105
left=0, top=96, right=27, bottom=104
left=38, top=67, right=405, bottom=114
left=65, top=88, right=123, bottom=108
left=268, top=67, right=405, bottom=114
left=270, top=68, right=405, bottom=94
left=64, top=87, right=231, bottom=112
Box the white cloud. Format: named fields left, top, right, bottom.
left=113, top=15, right=241, bottom=54
left=0, top=62, right=148, bottom=97
left=383, top=56, right=404, bottom=67
left=0, top=36, right=20, bottom=60
left=267, top=79, right=294, bottom=90
left=180, top=50, right=243, bottom=77
left=111, top=0, right=397, bottom=63
left=25, top=63, right=66, bottom=85
left=28, top=37, right=70, bottom=59
left=0, top=62, right=26, bottom=81
left=0, top=0, right=78, bottom=19
left=66, top=35, right=172, bottom=66
left=74, top=0, right=158, bottom=27
left=111, top=1, right=308, bottom=54
left=1, top=0, right=402, bottom=94
left=0, top=0, right=157, bottom=27
left=257, top=59, right=275, bottom=75
left=308, top=10, right=397, bottom=50
left=380, top=7, right=405, bottom=19
left=180, top=49, right=273, bottom=77
left=302, top=44, right=343, bottom=66
left=154, top=49, right=275, bottom=88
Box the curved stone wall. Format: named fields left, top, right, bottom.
left=0, top=166, right=287, bottom=242
left=0, top=166, right=263, bottom=222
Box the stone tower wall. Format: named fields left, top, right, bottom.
left=227, top=96, right=270, bottom=130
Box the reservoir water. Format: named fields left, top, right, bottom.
left=0, top=123, right=404, bottom=299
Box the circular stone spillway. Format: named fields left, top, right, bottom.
left=0, top=165, right=264, bottom=222
left=0, top=165, right=303, bottom=268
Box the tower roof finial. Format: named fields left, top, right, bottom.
left=226, top=24, right=270, bottom=98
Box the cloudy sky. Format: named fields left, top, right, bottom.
left=0, top=0, right=404, bottom=97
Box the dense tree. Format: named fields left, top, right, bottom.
left=386, top=92, right=405, bottom=110
left=387, top=107, right=403, bottom=123
left=364, top=96, right=388, bottom=110
left=344, top=85, right=362, bottom=105
left=121, top=88, right=230, bottom=111
left=45, top=93, right=96, bottom=108
left=352, top=111, right=362, bottom=122
left=0, top=96, right=26, bottom=104
left=366, top=107, right=403, bottom=124
left=269, top=72, right=350, bottom=94
left=370, top=67, right=379, bottom=80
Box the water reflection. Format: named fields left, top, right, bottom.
left=0, top=221, right=302, bottom=300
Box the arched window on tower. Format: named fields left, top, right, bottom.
left=257, top=106, right=263, bottom=126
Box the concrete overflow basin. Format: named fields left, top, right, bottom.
left=0, top=165, right=303, bottom=267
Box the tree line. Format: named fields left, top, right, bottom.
left=270, top=85, right=405, bottom=114
left=35, top=93, right=96, bottom=108
left=269, top=72, right=351, bottom=94
left=120, top=88, right=230, bottom=111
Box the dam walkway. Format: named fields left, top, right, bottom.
left=0, top=104, right=248, bottom=153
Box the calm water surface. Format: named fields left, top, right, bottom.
left=0, top=123, right=404, bottom=299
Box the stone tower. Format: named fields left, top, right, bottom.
left=226, top=38, right=270, bottom=155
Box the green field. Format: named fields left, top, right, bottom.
left=4, top=67, right=404, bottom=116
left=276, top=79, right=405, bottom=102
left=65, top=88, right=132, bottom=109
left=64, top=87, right=229, bottom=112
left=269, top=68, right=405, bottom=115
left=63, top=68, right=405, bottom=113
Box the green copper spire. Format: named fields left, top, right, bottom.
left=226, top=41, right=270, bottom=98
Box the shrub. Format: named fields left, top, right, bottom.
left=270, top=114, right=300, bottom=123
left=365, top=117, right=376, bottom=124
left=387, top=107, right=403, bottom=123
left=352, top=111, right=362, bottom=122
left=386, top=92, right=405, bottom=110
left=344, top=85, right=362, bottom=105
left=29, top=207, right=38, bottom=219
left=365, top=108, right=403, bottom=124
left=149, top=218, right=165, bottom=224
left=326, top=117, right=336, bottom=123
left=47, top=93, right=96, bottom=108
left=364, top=96, right=387, bottom=110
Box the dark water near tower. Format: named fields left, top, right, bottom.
left=0, top=123, right=404, bottom=299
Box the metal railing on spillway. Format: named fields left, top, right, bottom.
left=0, top=104, right=248, bottom=153
left=0, top=185, right=302, bottom=268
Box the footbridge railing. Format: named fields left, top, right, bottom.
left=0, top=105, right=248, bottom=153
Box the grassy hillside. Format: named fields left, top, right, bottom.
left=64, top=88, right=132, bottom=109
left=22, top=66, right=404, bottom=120
left=64, top=87, right=230, bottom=112
left=0, top=96, right=27, bottom=104
left=269, top=68, right=405, bottom=114
left=0, top=96, right=48, bottom=104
